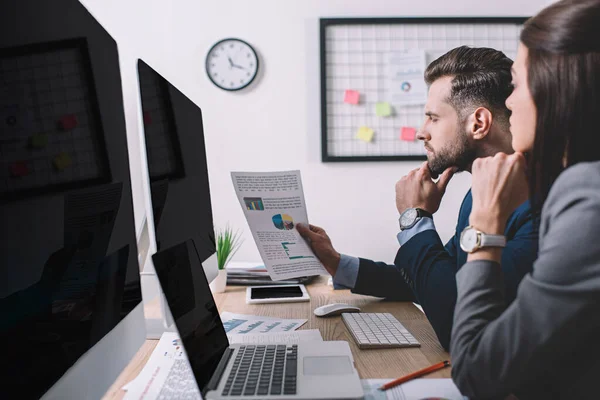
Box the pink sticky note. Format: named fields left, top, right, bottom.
left=344, top=90, right=360, bottom=105
left=9, top=161, right=29, bottom=177
left=400, top=127, right=417, bottom=141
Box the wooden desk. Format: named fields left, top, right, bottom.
left=103, top=276, right=450, bottom=399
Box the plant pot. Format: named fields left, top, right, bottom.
left=210, top=269, right=227, bottom=293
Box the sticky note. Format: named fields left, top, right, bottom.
left=344, top=90, right=360, bottom=105
left=29, top=133, right=48, bottom=148
left=375, top=102, right=392, bottom=117
left=59, top=114, right=78, bottom=131
left=53, top=152, right=72, bottom=171
left=400, top=127, right=417, bottom=141
left=356, top=126, right=374, bottom=142
left=9, top=161, right=29, bottom=177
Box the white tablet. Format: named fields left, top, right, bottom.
left=246, top=284, right=310, bottom=304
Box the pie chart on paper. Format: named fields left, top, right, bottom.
left=272, top=214, right=294, bottom=230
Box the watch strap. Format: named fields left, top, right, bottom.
left=479, top=233, right=507, bottom=248
left=416, top=208, right=433, bottom=219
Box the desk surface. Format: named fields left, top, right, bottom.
left=103, top=276, right=450, bottom=399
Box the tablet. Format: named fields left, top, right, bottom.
left=245, top=284, right=310, bottom=304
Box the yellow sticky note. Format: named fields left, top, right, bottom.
left=53, top=152, right=72, bottom=171
left=375, top=102, right=392, bottom=117
left=356, top=126, right=374, bottom=142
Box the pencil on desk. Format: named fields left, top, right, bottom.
left=378, top=360, right=451, bottom=391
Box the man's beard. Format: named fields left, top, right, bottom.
left=427, top=131, right=476, bottom=176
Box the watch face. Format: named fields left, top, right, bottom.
left=400, top=208, right=418, bottom=228
left=206, top=38, right=259, bottom=91
left=460, top=227, right=479, bottom=252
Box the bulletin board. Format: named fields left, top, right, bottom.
left=320, top=17, right=527, bottom=162
left=0, top=38, right=111, bottom=199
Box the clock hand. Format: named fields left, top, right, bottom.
left=227, top=56, right=234, bottom=68
left=231, top=64, right=246, bottom=70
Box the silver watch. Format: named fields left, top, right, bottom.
left=399, top=208, right=433, bottom=231
left=459, top=225, right=506, bottom=253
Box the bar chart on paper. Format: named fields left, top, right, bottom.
left=281, top=241, right=315, bottom=260
left=244, top=197, right=264, bottom=210
left=220, top=312, right=307, bottom=335
left=222, top=318, right=247, bottom=333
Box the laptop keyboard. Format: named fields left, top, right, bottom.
left=342, top=312, right=421, bottom=349
left=222, top=344, right=298, bottom=396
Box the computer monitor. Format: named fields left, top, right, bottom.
left=0, top=1, right=145, bottom=398
left=136, top=59, right=218, bottom=285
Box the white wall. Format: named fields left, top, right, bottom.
left=79, top=0, right=552, bottom=265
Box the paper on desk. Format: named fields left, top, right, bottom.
left=412, top=302, right=425, bottom=314
left=228, top=329, right=322, bottom=344
left=361, top=379, right=466, bottom=400
left=231, top=171, right=328, bottom=280
left=123, top=332, right=202, bottom=400
left=221, top=311, right=307, bottom=334
left=122, top=332, right=181, bottom=391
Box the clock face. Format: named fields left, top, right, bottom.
left=206, top=38, right=259, bottom=91
left=400, top=208, right=418, bottom=228
left=460, top=227, right=479, bottom=252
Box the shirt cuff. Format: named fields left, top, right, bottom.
left=397, top=217, right=436, bottom=246
left=332, top=254, right=359, bottom=290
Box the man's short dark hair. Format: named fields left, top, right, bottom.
left=424, top=46, right=513, bottom=126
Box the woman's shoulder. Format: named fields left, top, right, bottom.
left=544, top=161, right=600, bottom=215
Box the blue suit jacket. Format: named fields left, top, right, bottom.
left=352, top=190, right=539, bottom=350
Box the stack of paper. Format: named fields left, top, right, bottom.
left=226, top=261, right=316, bottom=286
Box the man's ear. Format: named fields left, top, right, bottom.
left=468, top=107, right=493, bottom=140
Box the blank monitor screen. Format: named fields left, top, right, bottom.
left=0, top=1, right=143, bottom=398
left=136, top=59, right=216, bottom=265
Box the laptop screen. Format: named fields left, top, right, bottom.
left=152, top=239, right=229, bottom=394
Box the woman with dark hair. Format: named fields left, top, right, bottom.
left=449, top=0, right=600, bottom=398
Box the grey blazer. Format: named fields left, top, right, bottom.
left=450, top=161, right=600, bottom=400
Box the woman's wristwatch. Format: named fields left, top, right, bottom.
left=459, top=225, right=506, bottom=253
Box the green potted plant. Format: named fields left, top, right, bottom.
left=209, top=225, right=243, bottom=293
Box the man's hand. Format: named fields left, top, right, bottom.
left=296, top=223, right=340, bottom=276
left=395, top=162, right=456, bottom=215
left=469, top=152, right=529, bottom=234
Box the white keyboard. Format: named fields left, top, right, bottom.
left=342, top=313, right=421, bottom=349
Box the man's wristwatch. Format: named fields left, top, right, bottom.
left=459, top=225, right=507, bottom=253
left=399, top=207, right=433, bottom=231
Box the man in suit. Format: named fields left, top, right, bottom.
left=297, top=46, right=538, bottom=351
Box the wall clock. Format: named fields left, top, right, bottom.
left=206, top=38, right=259, bottom=91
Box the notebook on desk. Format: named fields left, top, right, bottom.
left=151, top=240, right=363, bottom=400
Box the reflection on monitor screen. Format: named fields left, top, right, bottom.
left=1, top=1, right=144, bottom=398
left=152, top=239, right=229, bottom=396
left=136, top=59, right=216, bottom=264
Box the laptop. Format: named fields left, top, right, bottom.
left=152, top=239, right=364, bottom=400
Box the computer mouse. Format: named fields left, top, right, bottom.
left=313, top=303, right=361, bottom=317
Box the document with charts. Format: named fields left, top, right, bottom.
left=231, top=170, right=327, bottom=280
left=221, top=312, right=307, bottom=334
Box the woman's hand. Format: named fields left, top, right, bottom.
left=469, top=152, right=529, bottom=234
